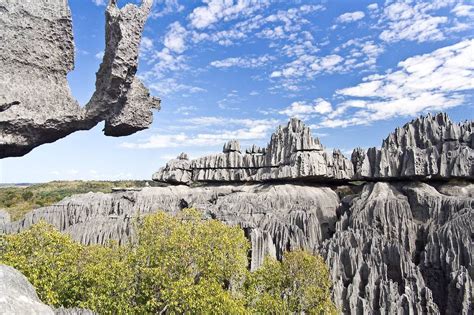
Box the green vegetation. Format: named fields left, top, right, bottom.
left=0, top=180, right=161, bottom=221
left=0, top=209, right=336, bottom=314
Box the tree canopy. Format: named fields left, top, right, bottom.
left=0, top=209, right=336, bottom=314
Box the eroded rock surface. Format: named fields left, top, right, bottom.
left=0, top=0, right=160, bottom=158
left=352, top=113, right=473, bottom=180
left=0, top=264, right=54, bottom=314
left=1, top=180, right=472, bottom=314
left=320, top=181, right=473, bottom=314
left=153, top=118, right=355, bottom=184
left=155, top=114, right=473, bottom=185
left=2, top=184, right=339, bottom=270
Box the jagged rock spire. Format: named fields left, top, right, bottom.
left=153, top=118, right=354, bottom=184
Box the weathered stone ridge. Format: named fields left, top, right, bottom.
left=1, top=181, right=472, bottom=314
left=352, top=113, right=473, bottom=180
left=154, top=114, right=473, bottom=185
left=0, top=0, right=160, bottom=158
left=153, top=118, right=355, bottom=184
left=1, top=184, right=340, bottom=271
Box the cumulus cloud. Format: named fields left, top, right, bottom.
left=451, top=4, right=474, bottom=18
left=164, top=21, right=187, bottom=53
left=210, top=55, right=274, bottom=68
left=279, top=98, right=333, bottom=119
left=121, top=117, right=279, bottom=149
left=151, top=0, right=184, bottom=18
left=189, top=0, right=269, bottom=29
left=337, top=11, right=365, bottom=23
left=319, top=39, right=474, bottom=128
left=379, top=1, right=451, bottom=43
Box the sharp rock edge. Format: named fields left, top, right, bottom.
left=153, top=113, right=473, bottom=184
left=0, top=264, right=95, bottom=314
left=1, top=114, right=473, bottom=314
left=0, top=0, right=160, bottom=158
left=1, top=181, right=473, bottom=314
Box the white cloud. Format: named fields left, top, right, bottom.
left=279, top=98, right=333, bottom=119
left=151, top=0, right=184, bottom=18
left=121, top=117, right=279, bottom=149
left=95, top=51, right=104, bottom=60
left=92, top=0, right=105, bottom=6
left=210, top=55, right=274, bottom=68
left=149, top=78, right=205, bottom=96
left=368, top=3, right=379, bottom=11
left=321, top=39, right=474, bottom=128
left=164, top=21, right=187, bottom=53
left=189, top=0, right=269, bottom=29
left=337, top=11, right=365, bottom=23
left=174, top=105, right=198, bottom=115
left=141, top=37, right=154, bottom=52
left=451, top=4, right=474, bottom=18
left=379, top=1, right=453, bottom=43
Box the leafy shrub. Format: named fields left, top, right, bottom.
left=0, top=209, right=336, bottom=313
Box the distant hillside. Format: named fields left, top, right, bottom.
left=0, top=180, right=165, bottom=221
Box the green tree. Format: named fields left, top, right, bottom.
left=246, top=250, right=337, bottom=314
left=133, top=209, right=249, bottom=313
left=0, top=221, right=82, bottom=307
left=76, top=243, right=135, bottom=313
left=0, top=210, right=337, bottom=314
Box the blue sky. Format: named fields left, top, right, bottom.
left=1, top=0, right=473, bottom=183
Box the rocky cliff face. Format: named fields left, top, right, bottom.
left=0, top=264, right=55, bottom=314
left=154, top=114, right=473, bottom=185
left=0, top=264, right=95, bottom=315
left=1, top=114, right=473, bottom=314
left=153, top=118, right=355, bottom=184
left=0, top=0, right=160, bottom=158
left=352, top=113, right=473, bottom=180
left=1, top=181, right=472, bottom=314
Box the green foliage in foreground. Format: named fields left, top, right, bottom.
left=0, top=180, right=161, bottom=221
left=0, top=209, right=336, bottom=314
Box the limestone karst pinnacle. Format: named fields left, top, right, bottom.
left=1, top=113, right=473, bottom=313
left=152, top=117, right=355, bottom=184
left=0, top=0, right=160, bottom=158
left=153, top=113, right=474, bottom=184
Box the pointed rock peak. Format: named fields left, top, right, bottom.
left=177, top=153, right=189, bottom=160
left=223, top=140, right=241, bottom=153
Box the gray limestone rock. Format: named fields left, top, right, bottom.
left=152, top=153, right=193, bottom=184
left=352, top=113, right=473, bottom=180
left=153, top=118, right=354, bottom=184
left=0, top=0, right=160, bottom=158
left=2, top=184, right=339, bottom=271
left=320, top=181, right=473, bottom=314
left=0, top=264, right=54, bottom=315
left=1, top=181, right=472, bottom=313
left=0, top=209, right=10, bottom=225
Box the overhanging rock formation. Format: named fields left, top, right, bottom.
left=0, top=0, right=160, bottom=158
left=153, top=118, right=355, bottom=184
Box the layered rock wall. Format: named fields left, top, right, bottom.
left=352, top=113, right=473, bottom=180
left=153, top=118, right=355, bottom=184
left=154, top=114, right=473, bottom=185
